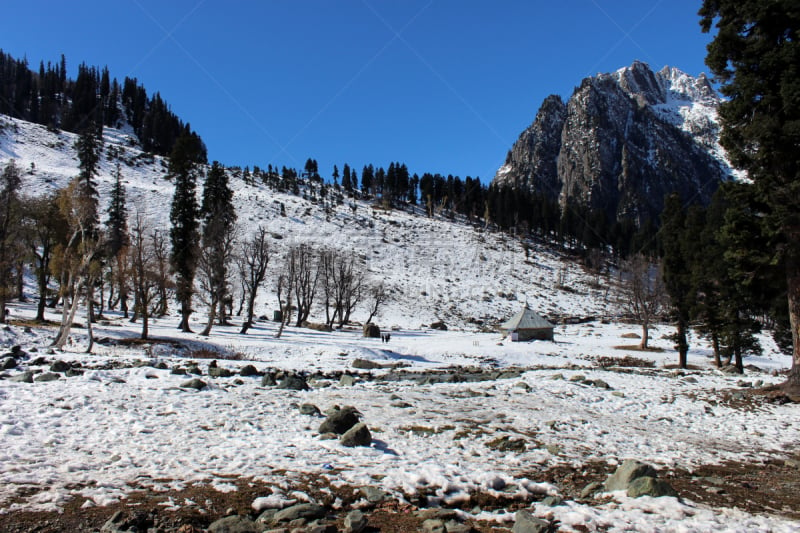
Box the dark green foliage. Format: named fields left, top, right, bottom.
left=74, top=128, right=101, bottom=235
left=105, top=163, right=128, bottom=257
left=168, top=133, right=203, bottom=331
left=700, top=1, right=800, bottom=382
left=0, top=160, right=22, bottom=322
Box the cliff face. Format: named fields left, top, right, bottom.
left=494, top=61, right=731, bottom=224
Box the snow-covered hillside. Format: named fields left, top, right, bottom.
left=0, top=114, right=611, bottom=330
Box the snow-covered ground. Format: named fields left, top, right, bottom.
left=1, top=115, right=799, bottom=530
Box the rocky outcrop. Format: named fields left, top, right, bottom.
left=494, top=61, right=730, bottom=224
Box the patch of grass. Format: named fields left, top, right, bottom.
left=613, top=344, right=664, bottom=352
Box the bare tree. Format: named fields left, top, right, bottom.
left=364, top=280, right=387, bottom=326
left=275, top=271, right=291, bottom=339
left=151, top=229, right=171, bottom=317
left=237, top=226, right=270, bottom=334
left=619, top=254, right=665, bottom=349
left=197, top=224, right=237, bottom=336
left=319, top=248, right=366, bottom=328
left=129, top=212, right=161, bottom=340
left=288, top=243, right=319, bottom=327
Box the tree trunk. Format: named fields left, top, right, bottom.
left=52, top=277, right=82, bottom=350
left=179, top=300, right=193, bottom=332
left=201, top=298, right=217, bottom=336
left=240, top=294, right=256, bottom=334
left=676, top=318, right=688, bottom=369
left=712, top=334, right=721, bottom=368
left=15, top=260, right=24, bottom=301
left=640, top=320, right=649, bottom=350
left=785, top=254, right=800, bottom=391
left=141, top=308, right=149, bottom=340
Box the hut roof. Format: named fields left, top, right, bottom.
left=500, top=305, right=554, bottom=331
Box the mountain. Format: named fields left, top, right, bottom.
left=494, top=61, right=733, bottom=224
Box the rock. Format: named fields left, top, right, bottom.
left=240, top=364, right=259, bottom=377
left=277, top=374, right=309, bottom=391
left=65, top=368, right=84, bottom=377
left=363, top=323, right=381, bottom=338
left=720, top=364, right=743, bottom=375
left=445, top=521, right=474, bottom=533
left=10, top=371, right=34, bottom=383
left=682, top=376, right=698, bottom=384
left=352, top=358, right=383, bottom=370
left=540, top=496, right=563, bottom=506
left=589, top=379, right=610, bottom=389
left=784, top=458, right=800, bottom=469
left=207, top=515, right=260, bottom=533
left=1, top=357, right=16, bottom=370
left=181, top=378, right=207, bottom=390
left=568, top=374, right=585, bottom=382
left=611, top=391, right=625, bottom=398
left=187, top=365, right=202, bottom=375
left=100, top=510, right=154, bottom=532
left=604, top=460, right=658, bottom=492
left=545, top=444, right=561, bottom=456
left=171, top=366, right=187, bottom=375
left=580, top=481, right=602, bottom=499
left=430, top=321, right=448, bottom=331
left=34, top=372, right=60, bottom=382
left=423, top=519, right=446, bottom=533
left=50, top=360, right=71, bottom=372
left=262, top=373, right=277, bottom=386
left=343, top=510, right=368, bottom=533
left=273, top=503, right=327, bottom=523
left=514, top=381, right=532, bottom=392
left=29, top=356, right=47, bottom=366
left=10, top=345, right=22, bottom=355
left=209, top=367, right=234, bottom=378
left=486, top=435, right=526, bottom=452
left=512, top=509, right=550, bottom=533
left=299, top=403, right=321, bottom=416
left=626, top=476, right=678, bottom=498
left=340, top=422, right=372, bottom=447
left=339, top=374, right=356, bottom=386
left=360, top=486, right=387, bottom=503
left=319, top=406, right=360, bottom=434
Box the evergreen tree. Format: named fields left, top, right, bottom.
left=105, top=164, right=128, bottom=257
left=74, top=128, right=101, bottom=236
left=0, top=160, right=21, bottom=323
left=169, top=134, right=202, bottom=332
left=198, top=161, right=237, bottom=335
left=341, top=163, right=352, bottom=192
left=700, top=2, right=800, bottom=388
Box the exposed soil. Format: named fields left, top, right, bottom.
left=1, top=456, right=798, bottom=532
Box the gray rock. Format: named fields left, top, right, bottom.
left=10, top=371, right=34, bottom=383
left=171, top=366, right=187, bottom=375
left=187, top=365, right=202, bottom=375
left=589, top=379, right=610, bottom=389
left=277, top=374, right=309, bottom=391
left=300, top=403, right=321, bottom=416
left=319, top=406, right=360, bottom=434
left=352, top=358, right=383, bottom=370
left=360, top=486, right=387, bottom=503
left=339, top=374, right=357, bottom=386
left=29, top=356, right=47, bottom=366
left=568, top=374, right=585, bottom=382
left=343, top=509, right=368, bottom=533
left=540, top=496, right=563, bottom=506
left=721, top=364, right=742, bottom=375
left=240, top=364, right=259, bottom=377
left=626, top=476, right=678, bottom=498
left=262, top=373, right=277, bottom=386
left=486, top=435, right=526, bottom=452
left=209, top=367, right=234, bottom=378
left=611, top=391, right=625, bottom=398
left=273, top=503, right=327, bottom=523
left=1, top=357, right=16, bottom=370
left=512, top=509, right=550, bottom=533
left=181, top=378, right=207, bottom=390
left=34, top=372, right=60, bottom=382
left=580, top=481, right=602, bottom=499
left=604, top=460, right=658, bottom=492
left=340, top=422, right=372, bottom=447
left=682, top=376, right=698, bottom=384
left=50, top=360, right=70, bottom=372
left=65, top=368, right=84, bottom=377
left=785, top=458, right=800, bottom=469
left=423, top=519, right=446, bottom=533
left=514, top=381, right=532, bottom=392
left=445, top=520, right=474, bottom=533
left=207, top=515, right=260, bottom=533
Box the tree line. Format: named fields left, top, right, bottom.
left=0, top=50, right=204, bottom=157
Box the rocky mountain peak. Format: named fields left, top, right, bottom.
left=493, top=61, right=731, bottom=225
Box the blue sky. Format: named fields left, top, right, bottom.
left=4, top=1, right=714, bottom=182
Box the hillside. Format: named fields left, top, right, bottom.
left=0, top=113, right=611, bottom=330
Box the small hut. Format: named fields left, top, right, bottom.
left=500, top=304, right=554, bottom=341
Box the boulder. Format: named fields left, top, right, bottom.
left=34, top=372, right=60, bottom=382
left=261, top=373, right=277, bottom=386
left=626, top=476, right=678, bottom=498
left=339, top=374, right=357, bottom=386
left=343, top=509, right=368, bottom=533
left=486, top=435, right=526, bottom=453
left=10, top=371, right=34, bottom=383
left=363, top=323, right=381, bottom=338
left=340, top=422, right=372, bottom=447
left=604, top=460, right=658, bottom=492
left=240, top=364, right=259, bottom=377
left=277, top=374, right=309, bottom=391
left=207, top=515, right=260, bottom=533
left=299, top=403, right=321, bottom=416
left=512, top=510, right=550, bottom=533
left=352, top=358, right=383, bottom=370
left=319, top=406, right=360, bottom=434
left=273, top=503, right=327, bottom=523
left=430, top=321, right=448, bottom=331
left=50, top=360, right=71, bottom=373
left=208, top=367, right=234, bottom=378
left=181, top=378, right=207, bottom=390
left=1, top=357, right=17, bottom=370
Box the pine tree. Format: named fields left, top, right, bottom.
left=198, top=161, right=236, bottom=335
left=0, top=160, right=22, bottom=323
left=74, top=128, right=101, bottom=236
left=105, top=163, right=129, bottom=316
left=700, top=2, right=800, bottom=388
left=169, top=134, right=202, bottom=332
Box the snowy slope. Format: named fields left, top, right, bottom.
left=0, top=114, right=611, bottom=330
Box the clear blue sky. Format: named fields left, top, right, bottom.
left=4, top=1, right=714, bottom=182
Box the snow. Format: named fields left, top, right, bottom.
left=0, top=113, right=798, bottom=530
